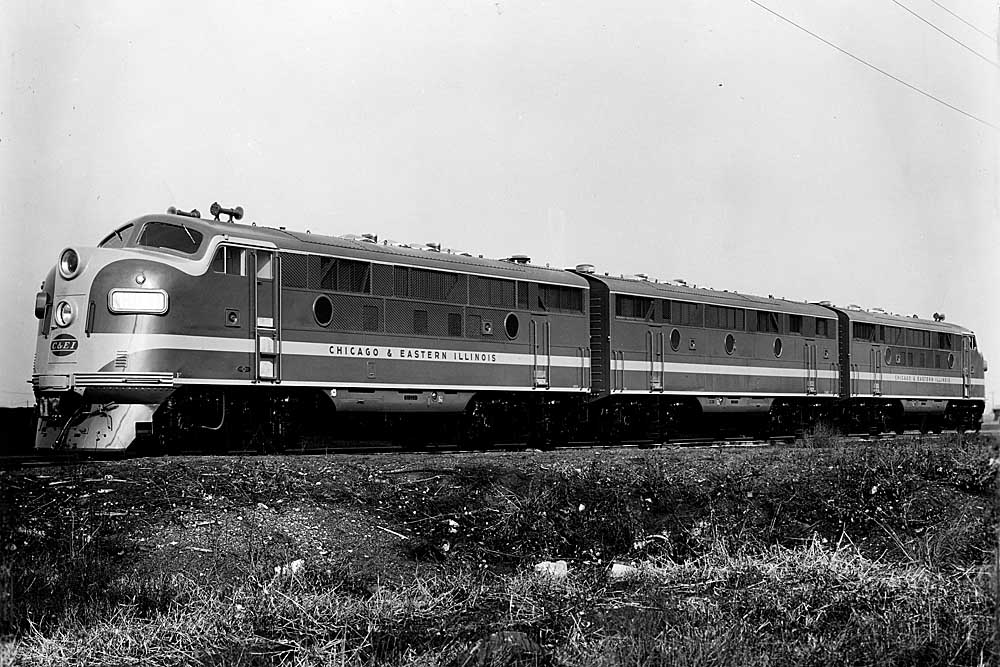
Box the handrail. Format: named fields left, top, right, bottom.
left=545, top=321, right=551, bottom=390
left=530, top=320, right=537, bottom=385
left=646, top=330, right=654, bottom=389
left=251, top=251, right=259, bottom=384
left=659, top=331, right=665, bottom=391
left=275, top=253, right=282, bottom=383
left=804, top=343, right=809, bottom=393
left=612, top=350, right=617, bottom=391
left=619, top=350, right=625, bottom=391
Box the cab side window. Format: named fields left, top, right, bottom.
left=211, top=246, right=246, bottom=276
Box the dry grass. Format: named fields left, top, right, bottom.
left=0, top=434, right=996, bottom=666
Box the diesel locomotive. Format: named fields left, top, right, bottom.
left=30, top=205, right=986, bottom=452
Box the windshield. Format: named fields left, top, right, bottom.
left=98, top=224, right=134, bottom=249
left=136, top=221, right=204, bottom=254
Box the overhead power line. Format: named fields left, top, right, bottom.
left=926, top=0, right=994, bottom=41
left=887, top=0, right=997, bottom=68
left=749, top=0, right=998, bottom=131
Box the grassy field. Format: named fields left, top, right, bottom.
left=0, top=434, right=996, bottom=666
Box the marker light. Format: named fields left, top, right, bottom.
left=108, top=289, right=168, bottom=314
left=59, top=248, right=81, bottom=279
left=53, top=300, right=74, bottom=327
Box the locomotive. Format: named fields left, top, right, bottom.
left=31, top=204, right=986, bottom=452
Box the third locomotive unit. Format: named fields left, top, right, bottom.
left=31, top=205, right=986, bottom=452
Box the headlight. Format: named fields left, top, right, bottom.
left=108, top=289, right=168, bottom=314
left=53, top=300, right=74, bottom=327
left=59, top=248, right=81, bottom=279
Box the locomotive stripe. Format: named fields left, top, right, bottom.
left=611, top=359, right=837, bottom=379
left=279, top=340, right=590, bottom=368
left=611, top=359, right=985, bottom=385
left=852, top=393, right=985, bottom=399
left=852, top=371, right=984, bottom=385
left=172, top=378, right=589, bottom=392
left=54, top=334, right=988, bottom=387
left=611, top=390, right=834, bottom=397
left=87, top=333, right=590, bottom=368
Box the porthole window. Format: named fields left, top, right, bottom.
left=670, top=328, right=681, bottom=351
left=947, top=353, right=955, bottom=369
left=313, top=295, right=334, bottom=327
left=504, top=312, right=520, bottom=339
left=725, top=334, right=736, bottom=355
left=884, top=348, right=892, bottom=365
left=773, top=337, right=783, bottom=358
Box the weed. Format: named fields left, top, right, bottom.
left=1, top=436, right=995, bottom=665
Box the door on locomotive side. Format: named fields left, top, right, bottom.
left=869, top=345, right=882, bottom=396
left=252, top=250, right=281, bottom=383
left=529, top=316, right=550, bottom=388
left=646, top=326, right=664, bottom=392
left=803, top=340, right=818, bottom=395
left=962, top=336, right=971, bottom=398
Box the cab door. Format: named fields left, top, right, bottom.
left=251, top=250, right=281, bottom=383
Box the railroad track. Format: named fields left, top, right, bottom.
left=0, top=431, right=973, bottom=469
left=0, top=454, right=98, bottom=469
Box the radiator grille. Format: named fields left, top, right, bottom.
left=330, top=294, right=383, bottom=332
left=282, top=254, right=308, bottom=288
left=371, top=263, right=394, bottom=296
left=470, top=276, right=515, bottom=308
left=385, top=301, right=464, bottom=337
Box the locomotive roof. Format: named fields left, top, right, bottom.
left=578, top=273, right=976, bottom=335
left=579, top=272, right=835, bottom=318
left=824, top=305, right=973, bottom=335
left=129, top=214, right=587, bottom=288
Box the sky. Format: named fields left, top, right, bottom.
left=1, top=0, right=997, bottom=408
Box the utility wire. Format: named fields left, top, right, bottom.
left=926, top=0, right=994, bottom=41
left=887, top=0, right=997, bottom=68
left=749, top=0, right=998, bottom=131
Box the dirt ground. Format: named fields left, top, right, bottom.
left=0, top=435, right=996, bottom=666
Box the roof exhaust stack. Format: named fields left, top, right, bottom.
left=933, top=312, right=945, bottom=322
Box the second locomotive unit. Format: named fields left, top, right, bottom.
left=31, top=205, right=986, bottom=452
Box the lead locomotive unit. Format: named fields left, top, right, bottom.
left=30, top=204, right=986, bottom=452
left=32, top=204, right=590, bottom=451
